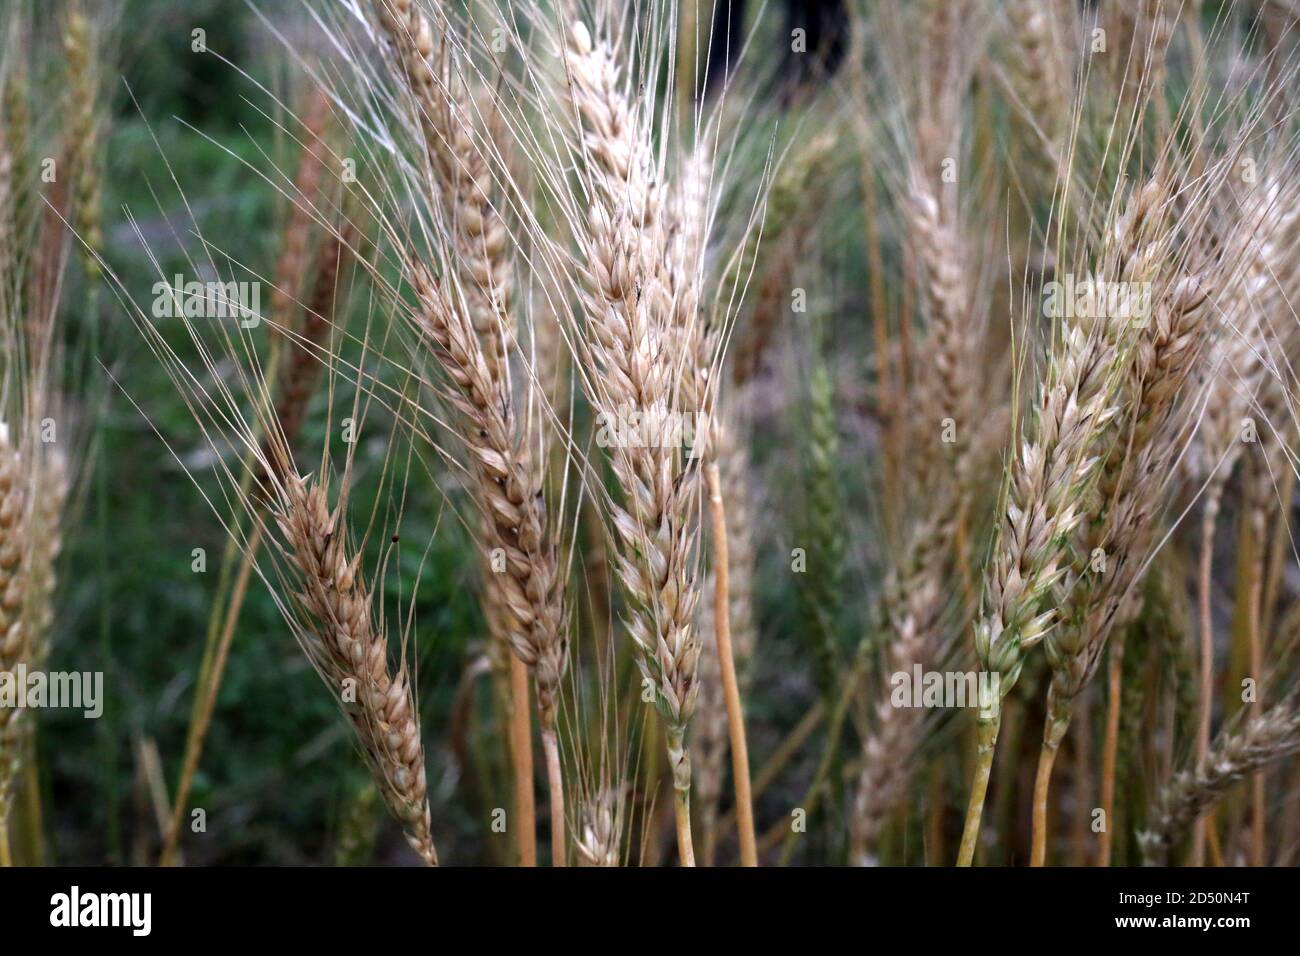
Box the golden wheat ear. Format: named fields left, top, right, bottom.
left=274, top=472, right=439, bottom=865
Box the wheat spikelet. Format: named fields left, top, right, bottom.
left=729, top=132, right=836, bottom=385
left=1187, top=176, right=1300, bottom=512
left=574, top=785, right=624, bottom=867
left=275, top=472, right=438, bottom=865
left=1109, top=0, right=1176, bottom=114
left=957, top=181, right=1159, bottom=861
left=268, top=87, right=332, bottom=332
left=24, top=446, right=66, bottom=673
left=372, top=0, right=570, bottom=719
left=1047, top=271, right=1213, bottom=741
left=334, top=780, right=381, bottom=866
left=973, top=323, right=1124, bottom=710
left=905, top=171, right=979, bottom=494
left=1139, top=702, right=1300, bottom=865
left=275, top=222, right=356, bottom=455
left=1, top=58, right=32, bottom=268
left=975, top=179, right=1163, bottom=705
left=799, top=344, right=843, bottom=701
left=1007, top=0, right=1070, bottom=157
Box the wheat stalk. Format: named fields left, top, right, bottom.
left=695, top=398, right=757, bottom=865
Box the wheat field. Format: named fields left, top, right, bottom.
left=0, top=0, right=1298, bottom=870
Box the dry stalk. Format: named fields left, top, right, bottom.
left=696, top=399, right=757, bottom=865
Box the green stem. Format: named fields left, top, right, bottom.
left=957, top=710, right=1002, bottom=866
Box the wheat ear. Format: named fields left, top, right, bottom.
left=64, top=3, right=104, bottom=284
left=276, top=473, right=438, bottom=866
left=957, top=309, right=1129, bottom=864
left=0, top=426, right=29, bottom=866
left=1139, top=702, right=1300, bottom=865
left=563, top=19, right=708, bottom=864
left=850, top=480, right=955, bottom=863
left=372, top=0, right=573, bottom=863
left=1185, top=175, right=1300, bottom=862
left=372, top=0, right=514, bottom=382
left=1030, top=168, right=1209, bottom=848
left=574, top=785, right=625, bottom=867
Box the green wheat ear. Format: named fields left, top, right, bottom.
left=799, top=327, right=843, bottom=705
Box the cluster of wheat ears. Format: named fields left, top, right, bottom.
left=3, top=0, right=1300, bottom=867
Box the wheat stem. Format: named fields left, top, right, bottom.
left=673, top=786, right=696, bottom=867
left=957, top=711, right=1000, bottom=866
left=541, top=725, right=565, bottom=866
left=1192, top=503, right=1217, bottom=865
left=509, top=656, right=536, bottom=867
left=160, top=528, right=260, bottom=867
left=706, top=460, right=756, bottom=866
left=1097, top=633, right=1124, bottom=865
left=1030, top=735, right=1061, bottom=866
